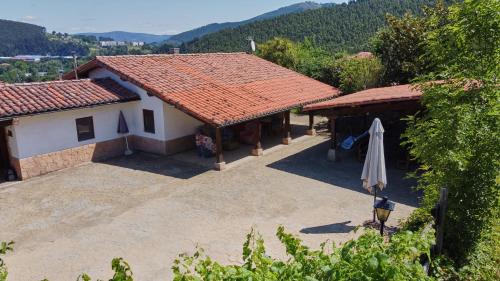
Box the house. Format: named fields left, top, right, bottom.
left=100, top=41, right=118, bottom=47
left=0, top=53, right=340, bottom=180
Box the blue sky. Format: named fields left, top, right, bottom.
left=0, top=0, right=344, bottom=35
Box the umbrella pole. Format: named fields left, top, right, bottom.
left=124, top=136, right=133, bottom=156
left=373, top=187, right=377, bottom=222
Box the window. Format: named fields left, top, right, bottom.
left=143, top=109, right=155, bottom=134
left=75, top=116, right=95, bottom=142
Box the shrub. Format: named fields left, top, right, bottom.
left=257, top=37, right=335, bottom=84
left=331, top=56, right=384, bottom=94
left=77, top=258, right=134, bottom=281
left=399, top=208, right=433, bottom=232
left=172, top=226, right=434, bottom=281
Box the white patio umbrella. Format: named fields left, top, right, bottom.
left=361, top=118, right=387, bottom=222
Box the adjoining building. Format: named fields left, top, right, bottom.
left=303, top=84, right=422, bottom=168
left=0, top=53, right=340, bottom=180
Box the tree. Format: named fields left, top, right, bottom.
left=185, top=0, right=438, bottom=54
left=371, top=13, right=429, bottom=84
left=294, top=38, right=335, bottom=84
left=257, top=38, right=297, bottom=69
left=403, top=0, right=500, bottom=278
left=332, top=56, right=384, bottom=94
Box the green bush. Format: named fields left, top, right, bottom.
left=331, top=56, right=384, bottom=94
left=399, top=208, right=433, bottom=232
left=173, top=226, right=434, bottom=281
left=257, top=37, right=334, bottom=84
left=258, top=37, right=384, bottom=93
left=76, top=258, right=133, bottom=281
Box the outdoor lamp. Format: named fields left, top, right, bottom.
left=374, top=196, right=395, bottom=236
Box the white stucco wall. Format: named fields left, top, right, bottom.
left=89, top=68, right=167, bottom=140
left=9, top=102, right=137, bottom=159
left=90, top=68, right=204, bottom=141
left=163, top=103, right=203, bottom=141
left=8, top=67, right=207, bottom=160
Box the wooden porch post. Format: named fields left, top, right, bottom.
left=251, top=122, right=263, bottom=156
left=307, top=112, right=316, bottom=136
left=214, top=127, right=226, bottom=170
left=328, top=115, right=337, bottom=161
left=282, top=111, right=292, bottom=145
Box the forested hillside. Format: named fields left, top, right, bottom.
left=0, top=19, right=88, bottom=56
left=168, top=1, right=326, bottom=44
left=185, top=0, right=439, bottom=53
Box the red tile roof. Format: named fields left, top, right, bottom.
left=0, top=78, right=140, bottom=119
left=303, top=84, right=422, bottom=111
left=65, top=53, right=340, bottom=126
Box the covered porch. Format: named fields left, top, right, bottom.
left=172, top=113, right=324, bottom=170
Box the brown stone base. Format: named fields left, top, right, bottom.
left=14, top=138, right=126, bottom=180
left=13, top=134, right=197, bottom=180
left=282, top=137, right=292, bottom=145
left=129, top=134, right=195, bottom=156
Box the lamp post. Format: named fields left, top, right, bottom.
left=374, top=196, right=395, bottom=236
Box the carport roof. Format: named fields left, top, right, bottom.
left=303, top=84, right=422, bottom=111
left=64, top=53, right=340, bottom=127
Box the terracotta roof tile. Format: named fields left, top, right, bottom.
left=65, top=53, right=340, bottom=126
left=0, top=78, right=140, bottom=119
left=303, top=84, right=422, bottom=111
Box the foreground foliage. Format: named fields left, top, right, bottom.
left=0, top=242, right=14, bottom=281
left=76, top=258, right=133, bottom=281
left=403, top=0, right=500, bottom=279
left=173, top=226, right=434, bottom=281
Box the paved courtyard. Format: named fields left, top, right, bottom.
left=0, top=130, right=420, bottom=281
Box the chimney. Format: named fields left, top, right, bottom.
left=169, top=48, right=180, bottom=55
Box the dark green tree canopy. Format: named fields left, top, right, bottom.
left=185, top=0, right=439, bottom=54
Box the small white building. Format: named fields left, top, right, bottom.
left=100, top=41, right=118, bottom=47
left=0, top=53, right=340, bottom=180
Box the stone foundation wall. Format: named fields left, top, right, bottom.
left=12, top=134, right=196, bottom=180
left=165, top=134, right=195, bottom=155
left=130, top=134, right=195, bottom=156
left=14, top=138, right=126, bottom=180
left=128, top=135, right=166, bottom=155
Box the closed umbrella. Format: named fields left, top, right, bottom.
left=117, top=111, right=133, bottom=155
left=361, top=118, right=387, bottom=221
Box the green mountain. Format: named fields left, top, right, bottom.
left=0, top=19, right=88, bottom=56
left=168, top=1, right=329, bottom=44
left=77, top=31, right=171, bottom=43
left=184, top=0, right=438, bottom=54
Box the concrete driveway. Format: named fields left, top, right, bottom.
left=0, top=133, right=420, bottom=281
